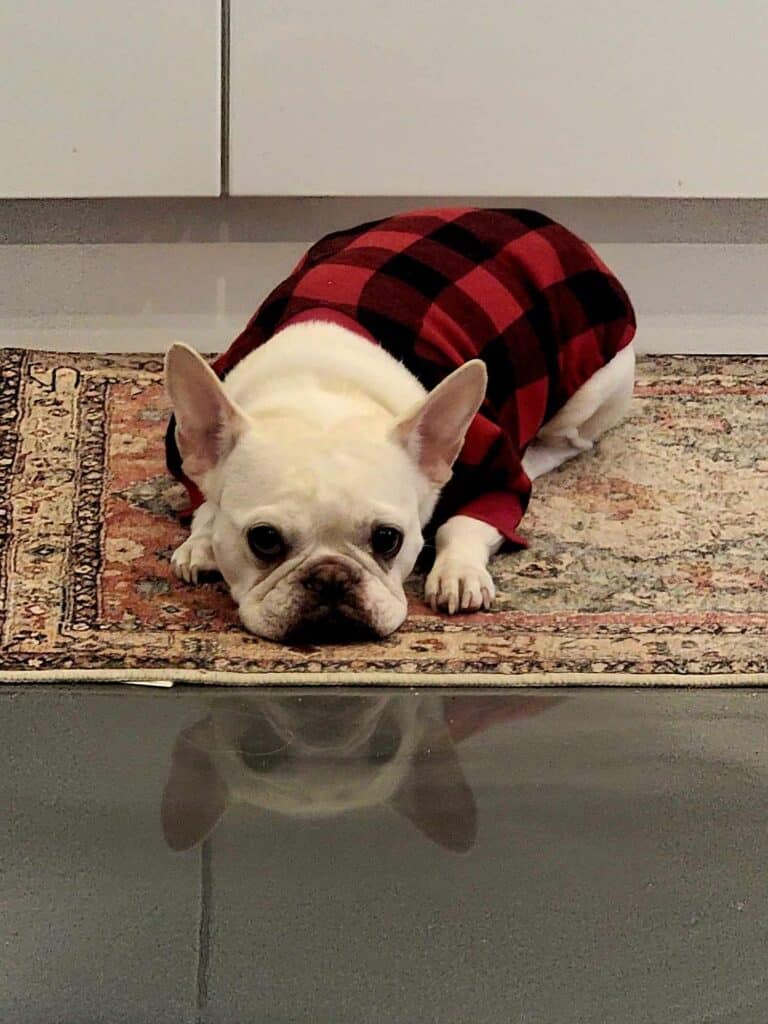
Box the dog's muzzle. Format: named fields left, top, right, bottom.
left=301, top=560, right=362, bottom=607
left=282, top=558, right=379, bottom=644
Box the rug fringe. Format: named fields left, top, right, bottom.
left=1, top=668, right=767, bottom=687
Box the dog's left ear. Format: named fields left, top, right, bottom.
left=390, top=721, right=477, bottom=852
left=392, top=360, right=487, bottom=485
left=165, top=342, right=249, bottom=483
left=161, top=716, right=229, bottom=852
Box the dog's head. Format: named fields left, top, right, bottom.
left=161, top=695, right=478, bottom=853
left=165, top=342, right=486, bottom=641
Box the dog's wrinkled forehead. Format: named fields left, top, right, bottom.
left=220, top=427, right=421, bottom=521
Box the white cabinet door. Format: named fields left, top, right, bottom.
left=0, top=1, right=220, bottom=197
left=229, top=0, right=768, bottom=197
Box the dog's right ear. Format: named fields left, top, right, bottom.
left=161, top=716, right=229, bottom=852
left=164, top=342, right=249, bottom=483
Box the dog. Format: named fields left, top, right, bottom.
left=160, top=692, right=561, bottom=853
left=164, top=208, right=636, bottom=641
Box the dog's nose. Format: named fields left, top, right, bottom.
left=301, top=562, right=360, bottom=604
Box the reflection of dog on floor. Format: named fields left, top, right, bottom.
left=161, top=693, right=560, bottom=854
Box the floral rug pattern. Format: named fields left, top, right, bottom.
left=0, top=349, right=766, bottom=685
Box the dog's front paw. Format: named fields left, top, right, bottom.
left=425, top=558, right=495, bottom=615
left=171, top=535, right=218, bottom=584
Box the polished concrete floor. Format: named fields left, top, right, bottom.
left=3, top=685, right=768, bottom=1023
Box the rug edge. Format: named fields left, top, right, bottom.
left=1, top=668, right=767, bottom=687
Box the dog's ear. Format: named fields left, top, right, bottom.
left=392, top=360, right=487, bottom=485
left=390, top=721, right=477, bottom=852
left=165, top=342, right=249, bottom=482
left=161, top=716, right=229, bottom=852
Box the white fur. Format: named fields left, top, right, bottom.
left=165, top=321, right=635, bottom=640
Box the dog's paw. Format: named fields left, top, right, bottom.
left=171, top=535, right=218, bottom=584
left=425, top=558, right=495, bottom=615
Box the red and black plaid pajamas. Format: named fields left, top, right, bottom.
left=166, top=208, right=636, bottom=547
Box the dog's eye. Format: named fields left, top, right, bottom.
left=371, top=525, right=404, bottom=560
left=247, top=524, right=286, bottom=562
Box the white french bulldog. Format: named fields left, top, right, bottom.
left=165, top=324, right=635, bottom=642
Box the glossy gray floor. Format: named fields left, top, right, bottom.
left=3, top=685, right=767, bottom=1024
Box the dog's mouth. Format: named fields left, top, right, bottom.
left=284, top=609, right=380, bottom=646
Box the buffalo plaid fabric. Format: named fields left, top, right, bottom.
left=166, top=208, right=636, bottom=546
